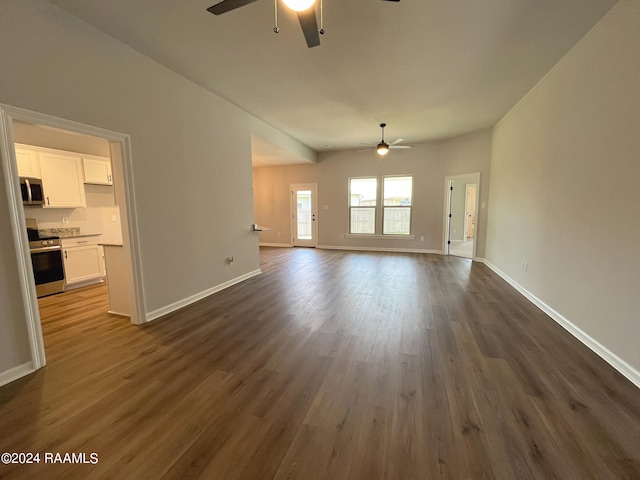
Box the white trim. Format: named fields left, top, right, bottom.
left=64, top=278, right=105, bottom=291
left=259, top=243, right=293, bottom=248
left=477, top=258, right=640, bottom=389
left=0, top=362, right=34, bottom=388
left=114, top=135, right=147, bottom=325
left=145, top=269, right=262, bottom=322
left=0, top=108, right=46, bottom=369
left=0, top=103, right=147, bottom=380
left=345, top=234, right=416, bottom=240
left=318, top=245, right=442, bottom=254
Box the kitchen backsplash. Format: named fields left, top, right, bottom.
left=23, top=186, right=123, bottom=245
left=39, top=227, right=81, bottom=238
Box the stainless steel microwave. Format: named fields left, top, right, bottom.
left=20, top=177, right=44, bottom=206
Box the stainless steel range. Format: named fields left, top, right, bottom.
left=26, top=219, right=65, bottom=297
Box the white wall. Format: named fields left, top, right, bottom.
left=254, top=129, right=492, bottom=255
left=0, top=0, right=310, bottom=376
left=13, top=122, right=111, bottom=157
left=486, top=0, right=640, bottom=377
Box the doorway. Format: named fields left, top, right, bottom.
left=444, top=173, right=480, bottom=259
left=0, top=103, right=145, bottom=372
left=291, top=183, right=318, bottom=247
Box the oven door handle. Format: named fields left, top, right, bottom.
left=30, top=246, right=62, bottom=253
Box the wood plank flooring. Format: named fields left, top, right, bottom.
left=0, top=247, right=639, bottom=479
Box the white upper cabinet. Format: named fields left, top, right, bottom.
left=15, top=145, right=41, bottom=178
left=39, top=152, right=86, bottom=208
left=83, top=156, right=113, bottom=185
left=14, top=144, right=111, bottom=208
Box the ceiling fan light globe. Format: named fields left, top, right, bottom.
left=282, top=0, right=316, bottom=12
left=376, top=142, right=389, bottom=156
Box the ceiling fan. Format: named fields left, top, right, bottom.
left=360, top=123, right=412, bottom=156
left=207, top=0, right=401, bottom=49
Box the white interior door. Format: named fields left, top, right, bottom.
left=464, top=184, right=477, bottom=239
left=291, top=183, right=318, bottom=247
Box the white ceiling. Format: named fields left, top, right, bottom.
left=47, top=0, right=617, bottom=163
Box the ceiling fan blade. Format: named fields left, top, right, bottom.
left=297, top=8, right=320, bottom=48
left=390, top=145, right=413, bottom=149
left=388, top=138, right=404, bottom=146
left=207, top=0, right=259, bottom=15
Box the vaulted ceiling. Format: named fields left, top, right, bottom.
left=47, top=0, right=617, bottom=159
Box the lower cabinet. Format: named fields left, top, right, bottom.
left=62, top=236, right=103, bottom=287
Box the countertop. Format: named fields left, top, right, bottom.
left=59, top=232, right=102, bottom=239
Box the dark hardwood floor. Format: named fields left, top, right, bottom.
left=1, top=247, right=639, bottom=479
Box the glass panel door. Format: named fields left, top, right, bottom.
left=291, top=184, right=318, bottom=247
left=296, top=190, right=312, bottom=240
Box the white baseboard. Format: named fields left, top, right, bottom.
left=318, top=245, right=443, bottom=254
left=64, top=278, right=105, bottom=291
left=145, top=269, right=262, bottom=322
left=477, top=258, right=640, bottom=389
left=0, top=361, right=34, bottom=387
left=259, top=243, right=292, bottom=248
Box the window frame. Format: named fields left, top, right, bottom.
left=382, top=175, right=413, bottom=236
left=348, top=176, right=378, bottom=235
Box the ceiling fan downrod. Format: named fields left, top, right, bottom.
left=377, top=123, right=389, bottom=156
left=273, top=0, right=280, bottom=33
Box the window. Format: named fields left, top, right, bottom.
left=383, top=176, right=412, bottom=235
left=349, top=176, right=413, bottom=236
left=349, top=177, right=377, bottom=234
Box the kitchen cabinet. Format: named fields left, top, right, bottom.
left=15, top=145, right=41, bottom=178
left=39, top=152, right=86, bottom=208
left=83, top=156, right=113, bottom=185
left=62, top=236, right=103, bottom=286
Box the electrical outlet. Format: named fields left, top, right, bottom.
left=420, top=236, right=425, bottom=241
left=62, top=217, right=69, bottom=224
left=111, top=214, right=117, bottom=222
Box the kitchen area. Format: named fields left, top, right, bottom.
left=15, top=120, right=131, bottom=319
